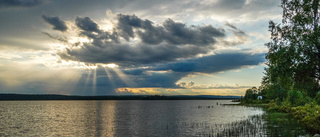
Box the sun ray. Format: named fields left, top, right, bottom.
left=85, top=69, right=92, bottom=87
left=100, top=63, right=136, bottom=87
left=103, top=67, right=116, bottom=88
left=58, top=69, right=82, bottom=95
left=111, top=67, right=136, bottom=87
left=93, top=68, right=97, bottom=94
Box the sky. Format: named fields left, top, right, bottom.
left=0, top=0, right=282, bottom=96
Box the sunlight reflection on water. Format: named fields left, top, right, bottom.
left=0, top=100, right=264, bottom=136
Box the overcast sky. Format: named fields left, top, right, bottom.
left=0, top=0, right=282, bottom=95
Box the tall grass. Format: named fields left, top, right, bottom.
left=188, top=112, right=310, bottom=136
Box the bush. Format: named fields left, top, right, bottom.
left=315, top=91, right=320, bottom=105
left=290, top=104, right=320, bottom=134
left=279, top=100, right=292, bottom=113
left=287, top=90, right=306, bottom=106
left=267, top=100, right=280, bottom=112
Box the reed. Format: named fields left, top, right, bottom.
left=172, top=112, right=310, bottom=136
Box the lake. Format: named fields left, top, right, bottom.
left=0, top=100, right=309, bottom=136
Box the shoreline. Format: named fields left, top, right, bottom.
left=0, top=94, right=240, bottom=101
left=240, top=102, right=320, bottom=135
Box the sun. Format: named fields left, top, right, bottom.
left=103, top=63, right=118, bottom=68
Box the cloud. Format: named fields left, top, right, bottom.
left=42, top=15, right=68, bottom=32
left=154, top=52, right=265, bottom=74
left=75, top=16, right=100, bottom=32
left=214, top=0, right=246, bottom=10
left=56, top=14, right=226, bottom=65
left=225, top=22, right=237, bottom=30
left=42, top=32, right=68, bottom=42
left=222, top=23, right=250, bottom=46
left=117, top=14, right=225, bottom=45
left=176, top=81, right=195, bottom=88
left=61, top=52, right=264, bottom=95
left=0, top=0, right=45, bottom=8
left=176, top=81, right=252, bottom=89
left=58, top=42, right=212, bottom=65
left=116, top=0, right=280, bottom=23
left=0, top=37, right=49, bottom=50
left=116, top=88, right=197, bottom=95
left=40, top=12, right=265, bottom=95
left=0, top=0, right=281, bottom=95
left=96, top=52, right=264, bottom=89
left=132, top=71, right=185, bottom=88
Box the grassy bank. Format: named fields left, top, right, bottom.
left=240, top=100, right=320, bottom=134
left=267, top=101, right=320, bottom=134
left=262, top=111, right=309, bottom=136
left=211, top=109, right=309, bottom=136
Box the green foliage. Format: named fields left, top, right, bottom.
left=315, top=91, right=320, bottom=104
left=257, top=1, right=320, bottom=133
left=290, top=104, right=320, bottom=134
left=265, top=85, right=287, bottom=101
left=266, top=101, right=320, bottom=134
left=262, top=111, right=310, bottom=136
left=243, top=87, right=260, bottom=103
left=287, top=90, right=304, bottom=106
left=267, top=100, right=280, bottom=112
left=262, top=0, right=320, bottom=102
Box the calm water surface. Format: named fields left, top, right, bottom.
left=0, top=100, right=266, bottom=136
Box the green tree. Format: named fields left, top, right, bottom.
left=263, top=0, right=320, bottom=100
left=287, top=90, right=304, bottom=106
left=244, top=87, right=259, bottom=102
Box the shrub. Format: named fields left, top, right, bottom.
left=290, top=104, right=320, bottom=134
left=287, top=90, right=305, bottom=106
left=315, top=91, right=320, bottom=105
left=279, top=100, right=292, bottom=113
left=267, top=100, right=280, bottom=112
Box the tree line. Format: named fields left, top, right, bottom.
left=244, top=0, right=320, bottom=106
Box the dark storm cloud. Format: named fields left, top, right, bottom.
left=123, top=52, right=264, bottom=89
left=133, top=72, right=185, bottom=88
left=0, top=0, right=44, bottom=8
left=57, top=14, right=226, bottom=65
left=117, top=14, right=225, bottom=45
left=116, top=14, right=146, bottom=41
left=42, top=15, right=67, bottom=32
left=154, top=52, right=265, bottom=74
left=58, top=42, right=211, bottom=65
left=162, top=19, right=225, bottom=45
left=75, top=16, right=100, bottom=32
left=74, top=16, right=120, bottom=45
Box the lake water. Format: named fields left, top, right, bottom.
left=0, top=100, right=307, bottom=136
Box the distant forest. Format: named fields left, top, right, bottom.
left=0, top=94, right=240, bottom=101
